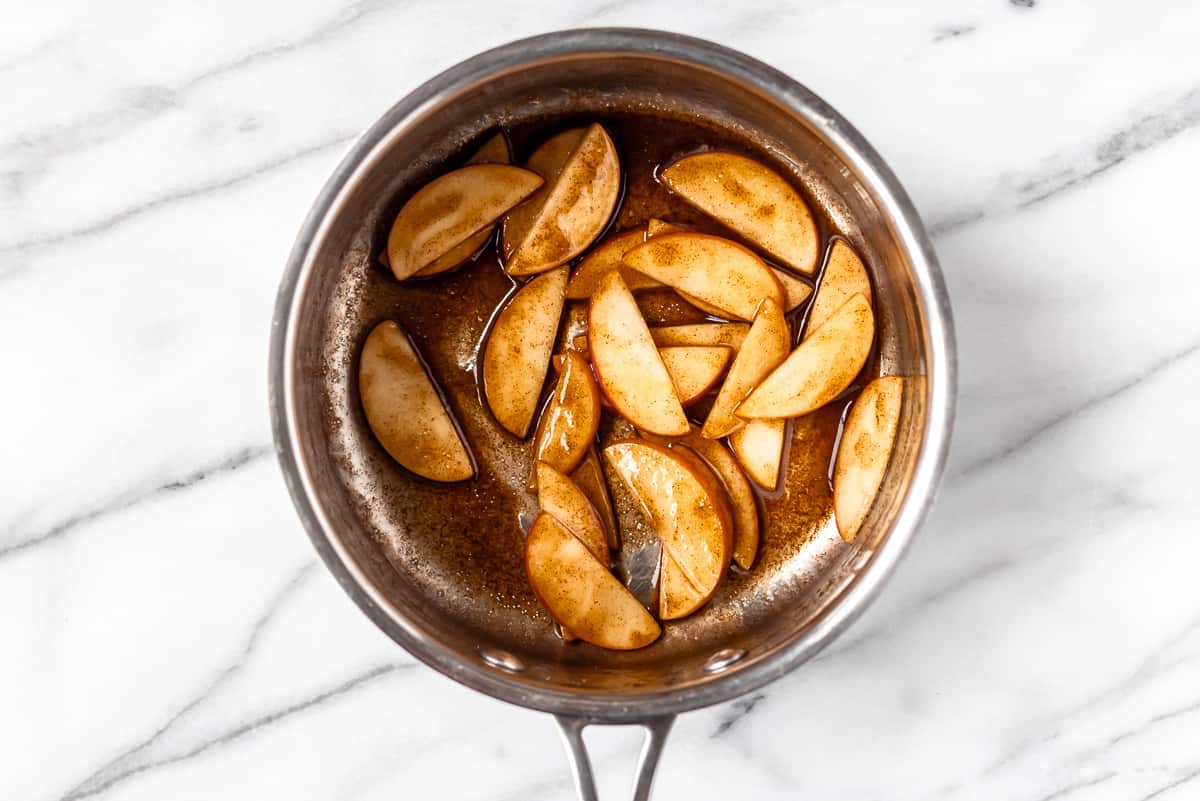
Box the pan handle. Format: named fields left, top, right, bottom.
left=554, top=714, right=676, bottom=801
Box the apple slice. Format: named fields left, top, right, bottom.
left=565, top=227, right=663, bottom=298
left=738, top=294, right=874, bottom=420
left=359, top=321, right=474, bottom=482
left=412, top=132, right=513, bottom=277
left=834, top=376, right=903, bottom=543
left=622, top=233, right=784, bottom=321
left=729, top=420, right=786, bottom=491
left=658, top=346, right=732, bottom=406
left=505, top=123, right=621, bottom=276
left=482, top=266, right=569, bottom=437
left=571, top=447, right=619, bottom=549
left=589, top=272, right=689, bottom=436
left=525, top=513, right=660, bottom=650
left=501, top=128, right=585, bottom=260
left=642, top=427, right=760, bottom=570
left=386, top=164, right=542, bottom=280
left=536, top=462, right=608, bottom=563
left=649, top=323, right=750, bottom=351
left=660, top=151, right=819, bottom=275
left=604, top=440, right=732, bottom=611
left=659, top=551, right=710, bottom=620
left=701, top=297, right=789, bottom=439
left=532, top=350, right=601, bottom=476
left=806, top=239, right=872, bottom=338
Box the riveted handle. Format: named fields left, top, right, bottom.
left=554, top=714, right=676, bottom=801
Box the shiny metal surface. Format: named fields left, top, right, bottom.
left=270, top=27, right=955, bottom=799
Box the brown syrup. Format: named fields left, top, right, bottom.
left=359, top=111, right=878, bottom=637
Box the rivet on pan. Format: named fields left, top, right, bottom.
left=703, top=648, right=747, bottom=674
left=479, top=648, right=526, bottom=673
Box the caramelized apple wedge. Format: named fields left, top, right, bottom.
left=649, top=323, right=750, bottom=351
left=387, top=164, right=542, bottom=280
left=571, top=447, right=619, bottom=549
left=536, top=462, right=608, bottom=563
left=738, top=294, right=874, bottom=420
left=702, top=297, right=790, bottom=439
left=501, top=128, right=585, bottom=260
left=505, top=123, right=621, bottom=276
left=359, top=321, right=474, bottom=482
left=413, top=133, right=513, bottom=277
left=729, top=420, right=786, bottom=491
left=659, top=552, right=709, bottom=620
left=565, top=227, right=662, bottom=298
left=525, top=513, right=660, bottom=650
left=604, top=440, right=732, bottom=613
left=482, top=266, right=569, bottom=437
left=806, top=239, right=872, bottom=338
left=589, top=272, right=689, bottom=436
left=659, top=346, right=732, bottom=405
left=834, top=376, right=903, bottom=542
left=532, top=351, right=601, bottom=475
left=622, top=233, right=784, bottom=321
left=660, top=151, right=819, bottom=275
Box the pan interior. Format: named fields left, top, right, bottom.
left=284, top=50, right=935, bottom=700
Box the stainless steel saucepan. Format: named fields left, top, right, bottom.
left=269, top=28, right=955, bottom=801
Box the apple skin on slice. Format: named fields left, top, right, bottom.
left=387, top=164, right=543, bottom=280
left=729, top=420, right=786, bottom=492
left=571, top=447, right=619, bottom=549
left=649, top=323, right=750, bottom=351
left=536, top=462, right=608, bottom=564
left=505, top=123, right=622, bottom=276
left=359, top=321, right=475, bottom=482
left=589, top=272, right=689, bottom=437
left=532, top=350, right=601, bottom=476
left=658, top=346, right=732, bottom=406
left=660, top=151, right=819, bottom=275
left=702, top=297, right=790, bottom=439
left=604, top=439, right=733, bottom=611
left=834, top=376, right=903, bottom=543
left=525, top=513, right=661, bottom=650
left=622, top=232, right=784, bottom=322
left=805, top=239, right=872, bottom=339
left=482, top=266, right=569, bottom=437
left=565, top=227, right=662, bottom=298
left=738, top=293, right=875, bottom=420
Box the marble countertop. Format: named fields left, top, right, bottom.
left=4, top=2, right=1199, bottom=799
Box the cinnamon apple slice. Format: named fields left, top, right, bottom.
left=738, top=294, right=874, bottom=420
left=622, top=233, right=784, bottom=321
left=532, top=350, right=601, bottom=475
left=565, top=227, right=662, bottom=298
left=536, top=462, right=608, bottom=563
left=501, top=128, right=584, bottom=260
left=729, top=420, right=786, bottom=491
left=359, top=321, right=474, bottom=482
left=649, top=323, right=750, bottom=351
left=604, top=440, right=733, bottom=613
left=701, top=297, right=789, bottom=439
left=659, top=552, right=709, bottom=620
left=482, top=266, right=569, bottom=437
left=505, top=123, right=621, bottom=276
left=660, top=151, right=819, bottom=275
left=571, top=447, right=619, bottom=549
left=386, top=164, right=542, bottom=280
left=833, top=376, right=903, bottom=542
left=805, top=239, right=872, bottom=338
left=659, top=346, right=732, bottom=405
left=412, top=132, right=512, bottom=277
left=525, top=513, right=660, bottom=650
left=589, top=272, right=689, bottom=436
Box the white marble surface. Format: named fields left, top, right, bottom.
left=3, top=1, right=1199, bottom=799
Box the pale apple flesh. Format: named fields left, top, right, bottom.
left=604, top=440, right=732, bottom=609
left=834, top=376, right=903, bottom=543
left=532, top=350, right=601, bottom=476
left=658, top=346, right=732, bottom=406
left=571, top=447, right=619, bottom=549
left=702, top=296, right=790, bottom=439
left=659, top=551, right=709, bottom=620
left=482, top=266, right=569, bottom=437
left=536, top=462, right=608, bottom=564
left=506, top=123, right=621, bottom=276
left=525, top=513, right=661, bottom=650
left=589, top=272, right=689, bottom=437
left=565, top=227, right=662, bottom=298
left=729, top=419, right=786, bottom=492
left=738, top=293, right=875, bottom=420
left=649, top=323, right=750, bottom=351
left=622, top=232, right=785, bottom=322
left=661, top=150, right=819, bottom=275
left=359, top=321, right=475, bottom=482
left=806, top=239, right=872, bottom=338
left=387, top=164, right=542, bottom=280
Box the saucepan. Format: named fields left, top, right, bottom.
left=269, top=28, right=955, bottom=801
